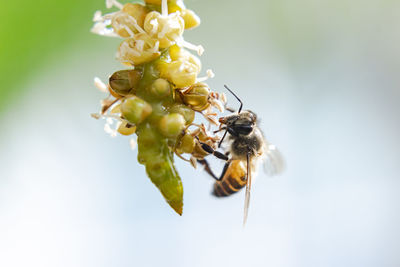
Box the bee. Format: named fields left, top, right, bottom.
left=198, top=85, right=284, bottom=225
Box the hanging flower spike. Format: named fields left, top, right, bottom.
left=91, top=0, right=227, bottom=215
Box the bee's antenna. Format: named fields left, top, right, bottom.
left=224, top=85, right=243, bottom=113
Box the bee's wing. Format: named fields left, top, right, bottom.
left=263, top=143, right=285, bottom=176
left=243, top=153, right=252, bottom=227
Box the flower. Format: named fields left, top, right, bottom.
left=143, top=11, right=185, bottom=48
left=117, top=33, right=161, bottom=65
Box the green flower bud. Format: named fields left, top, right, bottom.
left=181, top=9, right=200, bottom=29
left=169, top=45, right=201, bottom=70
left=176, top=133, right=195, bottom=154
left=159, top=113, right=185, bottom=138
left=109, top=69, right=143, bottom=96
left=150, top=78, right=171, bottom=98
left=117, top=121, right=136, bottom=136
left=192, top=141, right=211, bottom=159
left=169, top=104, right=195, bottom=125
left=168, top=0, right=186, bottom=13
left=182, top=82, right=210, bottom=111
left=121, top=96, right=153, bottom=125
left=122, top=3, right=149, bottom=29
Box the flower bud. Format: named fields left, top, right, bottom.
left=192, top=141, right=211, bottom=159
left=169, top=104, right=195, bottom=125
left=144, top=0, right=162, bottom=4
left=176, top=133, right=195, bottom=154
left=181, top=9, right=200, bottom=29
left=121, top=96, right=152, bottom=125
left=168, top=0, right=186, bottom=13
left=111, top=4, right=149, bottom=38
left=144, top=11, right=184, bottom=48
left=117, top=33, right=161, bottom=66
left=182, top=82, right=210, bottom=111
left=109, top=69, right=143, bottom=96
left=122, top=3, right=149, bottom=28
left=159, top=113, right=185, bottom=138
left=144, top=0, right=186, bottom=12
left=118, top=121, right=137, bottom=136
left=150, top=78, right=171, bottom=98
left=169, top=45, right=201, bottom=70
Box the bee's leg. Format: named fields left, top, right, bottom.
left=198, top=141, right=229, bottom=161
left=198, top=158, right=231, bottom=181
left=218, top=129, right=228, bottom=148
left=197, top=158, right=218, bottom=180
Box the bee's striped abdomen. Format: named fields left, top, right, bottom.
left=212, top=160, right=247, bottom=197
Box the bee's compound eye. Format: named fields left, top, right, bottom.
left=234, top=124, right=253, bottom=135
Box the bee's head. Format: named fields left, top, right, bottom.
left=219, top=110, right=257, bottom=136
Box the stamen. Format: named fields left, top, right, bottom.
left=206, top=69, right=215, bottom=78
left=177, top=38, right=204, bottom=56
left=106, top=0, right=123, bottom=10
left=126, top=16, right=146, bottom=34
left=196, top=69, right=215, bottom=82
left=135, top=40, right=145, bottom=52
left=149, top=19, right=159, bottom=35
left=122, top=25, right=135, bottom=37
left=130, top=138, right=137, bottom=150
left=91, top=113, right=101, bottom=119
left=220, top=93, right=227, bottom=104
left=91, top=22, right=119, bottom=37
left=94, top=77, right=108, bottom=93
left=150, top=41, right=160, bottom=53
left=104, top=123, right=117, bottom=137
left=190, top=156, right=197, bottom=169
left=106, top=117, right=114, bottom=125
left=161, top=0, right=168, bottom=17
left=93, top=11, right=103, bottom=22
left=158, top=21, right=169, bottom=38
left=210, top=98, right=224, bottom=112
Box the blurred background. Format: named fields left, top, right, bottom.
left=1, top=0, right=399, bottom=266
